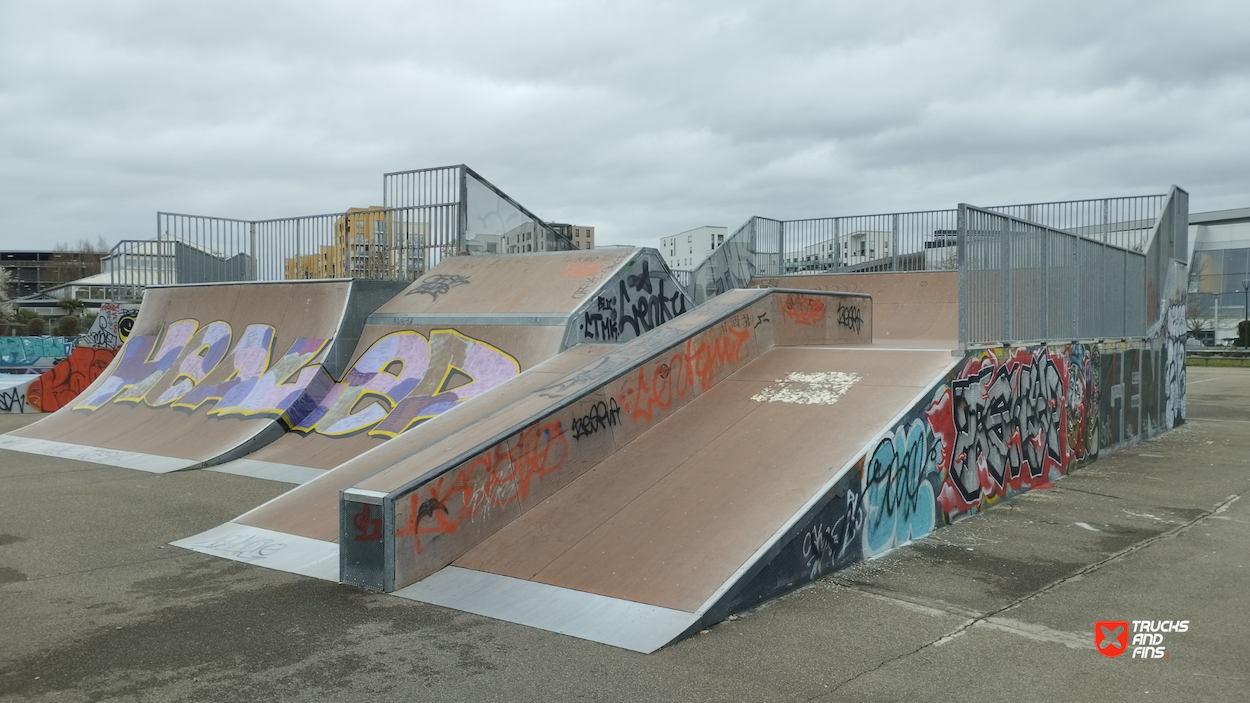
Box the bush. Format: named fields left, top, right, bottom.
left=56, top=315, right=79, bottom=336
left=26, top=317, right=47, bottom=335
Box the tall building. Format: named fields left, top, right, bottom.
left=284, top=208, right=427, bottom=280
left=660, top=226, right=727, bottom=270
left=1188, top=207, right=1250, bottom=345
left=785, top=230, right=893, bottom=272
left=503, top=223, right=594, bottom=253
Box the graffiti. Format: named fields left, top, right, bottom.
left=755, top=311, right=769, bottom=329
left=571, top=398, right=620, bottom=440
left=618, top=326, right=750, bottom=424
left=579, top=258, right=688, bottom=342
left=1066, top=344, right=1099, bottom=463
left=73, top=319, right=332, bottom=427
left=27, top=348, right=117, bottom=412
left=0, top=386, right=29, bottom=413
left=802, top=479, right=864, bottom=579
left=929, top=347, right=1068, bottom=519
left=781, top=294, right=825, bottom=326
left=292, top=329, right=519, bottom=439
left=1163, top=301, right=1186, bottom=428
left=396, top=420, right=568, bottom=554
left=0, top=337, right=73, bottom=367
left=192, top=532, right=286, bottom=561
left=78, top=303, right=138, bottom=350
left=406, top=274, right=469, bottom=301
left=863, top=418, right=942, bottom=556
left=352, top=504, right=384, bottom=542
left=836, top=303, right=863, bottom=334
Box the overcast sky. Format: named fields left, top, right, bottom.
left=2, top=0, right=1249, bottom=252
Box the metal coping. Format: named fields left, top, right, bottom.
left=366, top=313, right=570, bottom=327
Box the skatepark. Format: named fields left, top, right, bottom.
left=1, top=183, right=1196, bottom=654
left=4, top=177, right=1231, bottom=697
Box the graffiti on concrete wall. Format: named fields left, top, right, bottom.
left=291, top=329, right=520, bottom=439
left=1163, top=300, right=1186, bottom=428
left=0, top=337, right=74, bottom=367
left=863, top=417, right=943, bottom=557
left=578, top=258, right=688, bottom=343
left=780, top=294, right=826, bottom=326
left=0, top=376, right=37, bottom=413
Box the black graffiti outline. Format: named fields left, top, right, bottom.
left=836, top=303, right=863, bottom=334
left=406, top=274, right=470, bottom=301
left=570, top=398, right=621, bottom=440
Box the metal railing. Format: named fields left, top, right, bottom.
left=688, top=210, right=961, bottom=304
left=956, top=187, right=1186, bottom=346
left=107, top=165, right=576, bottom=296
left=686, top=193, right=1178, bottom=346
left=957, top=205, right=1147, bottom=345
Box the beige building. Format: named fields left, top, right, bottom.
left=285, top=208, right=427, bottom=279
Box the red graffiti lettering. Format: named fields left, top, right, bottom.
left=352, top=503, right=383, bottom=542
left=781, top=294, right=826, bottom=326
left=620, top=326, right=750, bottom=423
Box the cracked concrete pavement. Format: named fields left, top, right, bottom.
left=1, top=367, right=1247, bottom=701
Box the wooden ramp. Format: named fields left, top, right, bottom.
left=0, top=280, right=403, bottom=472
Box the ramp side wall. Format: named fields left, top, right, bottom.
left=339, top=289, right=873, bottom=592
left=699, top=321, right=1188, bottom=629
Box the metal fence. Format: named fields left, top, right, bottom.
left=687, top=210, right=962, bottom=304
left=107, top=165, right=576, bottom=297
left=957, top=205, right=1147, bottom=345
left=685, top=192, right=1181, bottom=346
left=957, top=188, right=1187, bottom=346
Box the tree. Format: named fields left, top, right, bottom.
left=27, top=317, right=47, bottom=335
left=56, top=315, right=79, bottom=336
left=0, top=267, right=12, bottom=322
left=57, top=297, right=85, bottom=316
left=1186, top=297, right=1213, bottom=339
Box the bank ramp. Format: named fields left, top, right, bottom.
left=0, top=280, right=403, bottom=472
left=315, top=288, right=957, bottom=652
left=208, top=248, right=687, bottom=484
left=173, top=248, right=690, bottom=577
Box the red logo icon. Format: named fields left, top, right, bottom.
left=1096, top=621, right=1129, bottom=658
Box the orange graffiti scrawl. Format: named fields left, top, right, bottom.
left=782, top=294, right=826, bottom=326
left=563, top=262, right=605, bottom=278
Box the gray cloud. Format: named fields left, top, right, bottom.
left=2, top=0, right=1249, bottom=253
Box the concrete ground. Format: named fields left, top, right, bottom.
left=1, top=368, right=1248, bottom=702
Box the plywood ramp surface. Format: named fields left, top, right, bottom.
left=9, top=281, right=352, bottom=466
left=455, top=346, right=955, bottom=613
left=751, top=272, right=957, bottom=344
left=235, top=344, right=617, bottom=542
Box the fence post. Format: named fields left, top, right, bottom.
left=1073, top=228, right=1081, bottom=341
left=957, top=204, right=968, bottom=349
left=1003, top=214, right=1012, bottom=343
left=457, top=166, right=469, bottom=255
left=249, top=222, right=258, bottom=282
left=891, top=213, right=899, bottom=272
left=1042, top=224, right=1049, bottom=341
